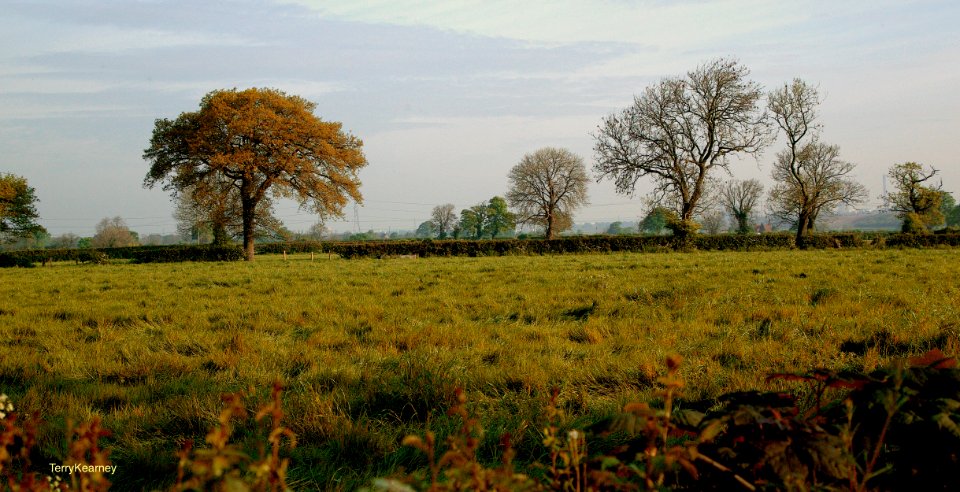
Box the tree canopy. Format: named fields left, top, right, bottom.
left=430, top=204, right=456, bottom=239
left=942, top=192, right=960, bottom=228
left=143, top=87, right=367, bottom=260
left=415, top=221, right=436, bottom=238
left=882, top=162, right=944, bottom=233
left=720, top=179, right=764, bottom=234
left=639, top=206, right=673, bottom=235
left=507, top=147, right=589, bottom=239
left=593, top=59, right=769, bottom=238
left=92, top=216, right=138, bottom=248
left=767, top=142, right=866, bottom=236
left=459, top=203, right=491, bottom=240
left=484, top=196, right=515, bottom=239
left=0, top=173, right=45, bottom=243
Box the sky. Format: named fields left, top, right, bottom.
left=2, top=0, right=958, bottom=236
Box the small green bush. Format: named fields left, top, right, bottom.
left=0, top=253, right=35, bottom=268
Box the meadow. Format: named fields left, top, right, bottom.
left=1, top=248, right=958, bottom=489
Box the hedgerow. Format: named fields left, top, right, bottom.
left=2, top=232, right=957, bottom=266
left=885, top=233, right=960, bottom=247
left=0, top=253, right=34, bottom=268
left=256, top=233, right=858, bottom=259
left=129, top=245, right=244, bottom=263
left=0, top=245, right=243, bottom=266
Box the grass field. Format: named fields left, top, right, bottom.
left=1, top=249, right=958, bottom=489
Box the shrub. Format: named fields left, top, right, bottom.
left=797, top=233, right=863, bottom=249
left=885, top=233, right=960, bottom=248
left=248, top=233, right=898, bottom=259
left=0, top=385, right=295, bottom=492
left=0, top=253, right=34, bottom=268
left=130, top=245, right=244, bottom=263
left=693, top=233, right=795, bottom=251
left=901, top=212, right=929, bottom=234
left=387, top=350, right=960, bottom=491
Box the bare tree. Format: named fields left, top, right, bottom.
left=882, top=162, right=943, bottom=233
left=306, top=222, right=329, bottom=240
left=767, top=79, right=819, bottom=240
left=430, top=203, right=457, bottom=239
left=769, top=79, right=821, bottom=156
left=593, top=58, right=770, bottom=239
left=50, top=233, right=79, bottom=249
left=698, top=209, right=727, bottom=235
left=720, top=179, right=764, bottom=234
left=767, top=79, right=865, bottom=241
left=767, top=142, right=866, bottom=237
left=92, top=216, right=137, bottom=248
left=507, top=147, right=589, bottom=239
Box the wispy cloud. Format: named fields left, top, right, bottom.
left=281, top=0, right=789, bottom=47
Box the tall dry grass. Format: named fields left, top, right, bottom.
left=0, top=249, right=957, bottom=487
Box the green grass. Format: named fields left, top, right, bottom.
left=1, top=249, right=958, bottom=489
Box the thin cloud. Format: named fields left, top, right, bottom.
left=278, top=0, right=868, bottom=48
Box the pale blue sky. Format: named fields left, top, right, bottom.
left=2, top=0, right=958, bottom=235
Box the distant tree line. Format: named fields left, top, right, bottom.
left=594, top=60, right=957, bottom=240
left=4, top=67, right=960, bottom=254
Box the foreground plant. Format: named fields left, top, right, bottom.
left=387, top=356, right=750, bottom=491
left=174, top=381, right=297, bottom=492
left=380, top=350, right=960, bottom=491
left=4, top=349, right=959, bottom=490
left=1, top=393, right=111, bottom=492
left=1, top=384, right=297, bottom=492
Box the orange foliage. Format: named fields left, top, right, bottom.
left=144, top=88, right=367, bottom=259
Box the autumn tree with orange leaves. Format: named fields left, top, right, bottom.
left=143, top=88, right=367, bottom=260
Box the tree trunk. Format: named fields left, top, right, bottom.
left=241, top=192, right=256, bottom=261
left=736, top=212, right=750, bottom=234
left=545, top=209, right=554, bottom=240
left=212, top=223, right=229, bottom=246
left=673, top=207, right=696, bottom=244
left=795, top=209, right=810, bottom=247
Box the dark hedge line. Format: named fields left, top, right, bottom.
left=130, top=245, right=245, bottom=263
left=2, top=233, right=955, bottom=267
left=0, top=245, right=244, bottom=266
left=256, top=233, right=864, bottom=259
left=885, top=233, right=960, bottom=247
left=0, top=253, right=35, bottom=268
left=797, top=233, right=864, bottom=249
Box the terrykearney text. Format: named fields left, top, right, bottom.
left=50, top=464, right=118, bottom=475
